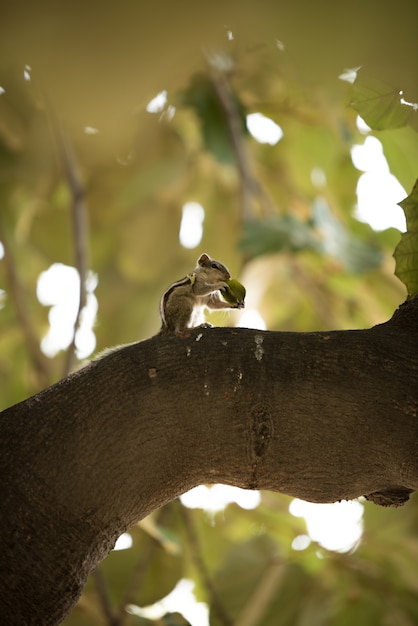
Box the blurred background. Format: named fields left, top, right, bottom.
left=1, top=1, right=418, bottom=624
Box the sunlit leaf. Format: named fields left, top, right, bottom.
left=377, top=127, right=418, bottom=194
left=394, top=179, right=418, bottom=296
left=350, top=73, right=413, bottom=130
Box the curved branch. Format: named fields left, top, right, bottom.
left=1, top=302, right=418, bottom=624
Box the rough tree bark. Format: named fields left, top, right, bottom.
left=1, top=297, right=418, bottom=625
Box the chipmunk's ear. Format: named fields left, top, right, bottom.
left=197, top=253, right=210, bottom=266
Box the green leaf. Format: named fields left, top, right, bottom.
left=394, top=179, right=418, bottom=296
left=89, top=525, right=183, bottom=608
left=377, top=127, right=418, bottom=194
left=350, top=73, right=413, bottom=131
left=240, top=204, right=383, bottom=274
left=211, top=534, right=329, bottom=626
left=313, top=199, right=383, bottom=273
left=239, top=215, right=319, bottom=257
left=210, top=534, right=281, bottom=625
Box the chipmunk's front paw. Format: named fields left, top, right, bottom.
left=174, top=330, right=192, bottom=338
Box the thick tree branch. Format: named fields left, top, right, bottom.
left=1, top=299, right=418, bottom=624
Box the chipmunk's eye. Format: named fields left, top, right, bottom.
left=211, top=262, right=220, bottom=270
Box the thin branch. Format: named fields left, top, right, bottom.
left=117, top=507, right=171, bottom=620
left=236, top=556, right=284, bottom=626
left=91, top=566, right=120, bottom=626
left=179, top=503, right=234, bottom=626
left=288, top=257, right=337, bottom=328
left=54, top=125, right=89, bottom=376
left=117, top=541, right=157, bottom=622
left=208, top=65, right=275, bottom=220
left=0, top=223, right=49, bottom=388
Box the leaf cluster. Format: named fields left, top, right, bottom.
left=62, top=495, right=418, bottom=626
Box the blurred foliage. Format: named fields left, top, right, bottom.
left=394, top=180, right=418, bottom=296
left=1, top=1, right=418, bottom=625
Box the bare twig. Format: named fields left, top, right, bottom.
left=0, top=223, right=49, bottom=388
left=117, top=507, right=171, bottom=621
left=236, top=555, right=284, bottom=626
left=91, top=566, right=120, bottom=626
left=54, top=125, right=89, bottom=376
left=179, top=503, right=234, bottom=626
left=289, top=258, right=337, bottom=328
left=208, top=65, right=275, bottom=220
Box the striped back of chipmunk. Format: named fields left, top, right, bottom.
left=159, top=275, right=192, bottom=327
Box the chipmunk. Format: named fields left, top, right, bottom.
left=159, top=253, right=244, bottom=335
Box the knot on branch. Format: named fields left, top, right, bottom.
left=248, top=403, right=273, bottom=488
left=364, top=487, right=413, bottom=507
